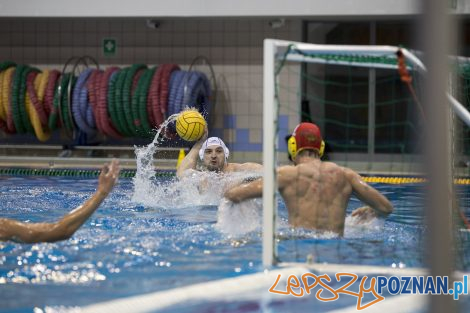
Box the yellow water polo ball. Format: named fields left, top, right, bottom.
left=176, top=109, right=206, bottom=141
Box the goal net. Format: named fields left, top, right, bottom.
left=262, top=39, right=470, bottom=271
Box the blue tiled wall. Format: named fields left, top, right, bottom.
left=211, top=114, right=291, bottom=153
left=223, top=115, right=237, bottom=129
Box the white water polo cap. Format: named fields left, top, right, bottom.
left=199, top=137, right=230, bottom=160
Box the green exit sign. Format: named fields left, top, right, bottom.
left=103, top=38, right=117, bottom=57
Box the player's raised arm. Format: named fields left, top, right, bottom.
left=0, top=160, right=120, bottom=243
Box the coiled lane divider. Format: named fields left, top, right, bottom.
left=0, top=62, right=212, bottom=141
left=72, top=68, right=96, bottom=136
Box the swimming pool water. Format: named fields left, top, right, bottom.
left=0, top=175, right=469, bottom=312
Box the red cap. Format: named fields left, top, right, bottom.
left=292, top=123, right=323, bottom=154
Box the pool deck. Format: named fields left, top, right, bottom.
left=79, top=263, right=435, bottom=313
left=0, top=156, right=177, bottom=170
left=0, top=144, right=181, bottom=170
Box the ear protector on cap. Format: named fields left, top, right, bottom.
left=287, top=136, right=325, bottom=160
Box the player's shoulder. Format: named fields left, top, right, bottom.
left=227, top=162, right=262, bottom=172
left=335, top=164, right=360, bottom=180
left=318, top=161, right=351, bottom=177
left=321, top=160, right=342, bottom=170
left=277, top=164, right=297, bottom=176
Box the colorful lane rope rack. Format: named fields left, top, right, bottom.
left=0, top=57, right=214, bottom=143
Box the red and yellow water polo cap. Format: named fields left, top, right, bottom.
left=287, top=122, right=325, bottom=160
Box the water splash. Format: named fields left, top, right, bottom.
left=215, top=198, right=262, bottom=237
left=344, top=214, right=385, bottom=238
left=132, top=114, right=178, bottom=206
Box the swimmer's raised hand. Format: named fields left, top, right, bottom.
left=176, top=126, right=208, bottom=179
left=97, top=159, right=120, bottom=195
left=0, top=159, right=122, bottom=243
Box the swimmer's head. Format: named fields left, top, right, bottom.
left=199, top=137, right=230, bottom=172
left=288, top=122, right=324, bottom=162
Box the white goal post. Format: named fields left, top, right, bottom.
left=262, top=38, right=470, bottom=267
